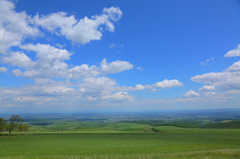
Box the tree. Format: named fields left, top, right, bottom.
left=8, top=115, right=24, bottom=135
left=22, top=124, right=29, bottom=132
left=17, top=124, right=23, bottom=134
left=0, top=118, right=7, bottom=136
left=0, top=118, right=4, bottom=133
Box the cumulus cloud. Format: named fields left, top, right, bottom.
left=2, top=51, right=36, bottom=68
left=102, top=7, right=122, bottom=21
left=126, top=84, right=149, bottom=91
left=102, top=92, right=133, bottom=101
left=137, top=67, right=143, bottom=71
left=21, top=43, right=72, bottom=63
left=9, top=46, right=133, bottom=79
left=199, top=85, right=215, bottom=91
left=68, top=64, right=99, bottom=79
left=0, top=0, right=39, bottom=54
left=7, top=43, right=72, bottom=78
left=224, top=44, right=240, bottom=57
left=119, top=79, right=183, bottom=92
left=0, top=0, right=122, bottom=55
left=183, top=90, right=200, bottom=98
left=33, top=7, right=122, bottom=44
left=191, top=60, right=240, bottom=90
left=100, top=58, right=133, bottom=74
left=153, top=79, right=183, bottom=89
left=0, top=66, right=8, bottom=72
left=226, top=61, right=240, bottom=72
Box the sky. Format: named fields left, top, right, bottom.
left=0, top=0, right=240, bottom=113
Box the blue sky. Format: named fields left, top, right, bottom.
left=0, top=0, right=240, bottom=113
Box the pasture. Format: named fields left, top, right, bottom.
left=1, top=111, right=240, bottom=158
left=1, top=127, right=240, bottom=158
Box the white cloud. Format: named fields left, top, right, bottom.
left=33, top=12, right=76, bottom=32
left=151, top=88, right=157, bottom=92
left=0, top=66, right=8, bottom=72
left=68, top=64, right=100, bottom=79
left=137, top=67, right=143, bottom=71
left=7, top=51, right=133, bottom=79
left=0, top=0, right=39, bottom=54
left=126, top=84, right=151, bottom=91
left=102, top=92, right=133, bottom=101
left=183, top=90, right=200, bottom=98
left=118, top=79, right=183, bottom=92
left=100, top=58, right=133, bottom=74
left=34, top=7, right=122, bottom=44
left=77, top=76, right=117, bottom=100
left=102, top=7, right=122, bottom=21
left=2, top=51, right=36, bottom=68
left=226, top=61, right=240, bottom=72
left=133, top=84, right=145, bottom=91
left=191, top=60, right=240, bottom=90
left=0, top=1, right=122, bottom=55
left=56, top=43, right=66, bottom=48
left=224, top=44, right=240, bottom=57
left=11, top=43, right=75, bottom=78
left=153, top=79, right=183, bottom=89
left=199, top=85, right=215, bottom=91
left=21, top=43, right=72, bottom=63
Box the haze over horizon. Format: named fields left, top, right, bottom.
left=0, top=0, right=240, bottom=113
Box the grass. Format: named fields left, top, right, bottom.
left=1, top=132, right=240, bottom=158
left=153, top=126, right=240, bottom=134
left=1, top=119, right=240, bottom=158
left=1, top=149, right=240, bottom=159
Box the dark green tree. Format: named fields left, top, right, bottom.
left=0, top=118, right=7, bottom=136
left=8, top=115, right=24, bottom=135
left=22, top=124, right=29, bottom=132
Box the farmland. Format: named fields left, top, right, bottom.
left=1, top=109, right=240, bottom=158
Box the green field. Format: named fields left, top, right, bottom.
left=1, top=111, right=240, bottom=158
left=1, top=127, right=240, bottom=158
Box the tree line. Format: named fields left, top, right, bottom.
left=0, top=115, right=29, bottom=136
